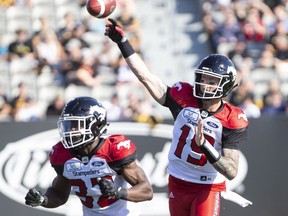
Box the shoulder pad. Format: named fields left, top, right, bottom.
left=216, top=103, right=249, bottom=129
left=49, top=142, right=73, bottom=166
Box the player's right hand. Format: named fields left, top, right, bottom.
left=194, top=118, right=205, bottom=147
left=105, top=18, right=126, bottom=43
left=25, top=188, right=47, bottom=207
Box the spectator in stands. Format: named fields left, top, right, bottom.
left=95, top=39, right=119, bottom=75
left=122, top=92, right=153, bottom=123
left=0, top=83, right=12, bottom=121
left=255, top=44, right=276, bottom=69
left=46, top=95, right=65, bottom=117
left=122, top=92, right=142, bottom=121
left=239, top=94, right=261, bottom=118
left=269, top=5, right=288, bottom=37
left=202, top=2, right=217, bottom=52
left=241, top=4, right=267, bottom=42
left=10, top=82, right=29, bottom=116
left=57, top=12, right=78, bottom=47
left=211, top=7, right=243, bottom=54
left=69, top=48, right=101, bottom=88
left=9, top=82, right=41, bottom=121
left=8, top=28, right=34, bottom=60
left=102, top=93, right=124, bottom=121
left=69, top=23, right=90, bottom=49
left=61, top=38, right=83, bottom=86
left=33, top=29, right=66, bottom=86
left=261, top=78, right=286, bottom=115
left=33, top=15, right=55, bottom=41
left=261, top=90, right=286, bottom=115
left=271, top=34, right=288, bottom=79
left=115, top=54, right=140, bottom=88
left=14, top=96, right=42, bottom=122
left=228, top=41, right=253, bottom=80
left=115, top=0, right=141, bottom=52
left=229, top=79, right=255, bottom=108
left=266, top=9, right=288, bottom=79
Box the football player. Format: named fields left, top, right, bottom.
left=104, top=19, right=249, bottom=216
left=25, top=96, right=153, bottom=216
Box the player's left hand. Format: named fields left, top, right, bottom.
left=195, top=118, right=205, bottom=146
left=97, top=177, right=127, bottom=199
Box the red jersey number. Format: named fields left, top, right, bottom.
left=174, top=125, right=215, bottom=166
left=70, top=176, right=118, bottom=208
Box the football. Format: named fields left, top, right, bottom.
left=86, top=0, right=117, bottom=19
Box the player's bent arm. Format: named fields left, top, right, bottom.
left=125, top=53, right=168, bottom=105
left=121, top=161, right=153, bottom=202
left=212, top=148, right=239, bottom=180
left=42, top=174, right=71, bottom=208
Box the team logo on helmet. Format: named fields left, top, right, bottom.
left=89, top=105, right=106, bottom=121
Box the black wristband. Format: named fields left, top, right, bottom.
left=199, top=140, right=221, bottom=164
left=118, top=40, right=135, bottom=58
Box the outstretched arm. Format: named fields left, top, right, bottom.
left=125, top=53, right=167, bottom=105
left=105, top=18, right=168, bottom=105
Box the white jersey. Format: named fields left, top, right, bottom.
left=164, top=82, right=248, bottom=185
left=168, top=107, right=225, bottom=184
left=50, top=134, right=139, bottom=216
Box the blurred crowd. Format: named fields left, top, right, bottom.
left=0, top=0, right=288, bottom=123
left=201, top=0, right=288, bottom=117
left=0, top=0, right=162, bottom=125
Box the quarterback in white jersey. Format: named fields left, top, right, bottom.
left=104, top=20, right=249, bottom=216
left=165, top=81, right=248, bottom=186
left=25, top=97, right=153, bottom=216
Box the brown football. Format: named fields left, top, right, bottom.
left=86, top=0, right=117, bottom=19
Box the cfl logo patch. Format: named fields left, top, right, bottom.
left=183, top=108, right=199, bottom=126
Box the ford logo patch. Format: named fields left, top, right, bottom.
left=207, top=121, right=218, bottom=128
